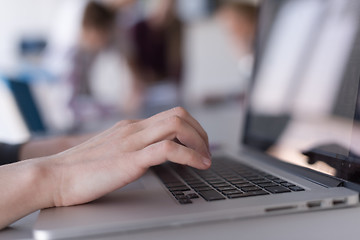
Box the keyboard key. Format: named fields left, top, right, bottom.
left=168, top=186, right=190, bottom=191
left=289, top=186, right=305, bottom=192
left=199, top=174, right=218, bottom=179
left=198, top=190, right=226, bottom=201
left=224, top=177, right=243, bottom=182
left=222, top=190, right=243, bottom=195
left=257, top=182, right=278, bottom=188
left=281, top=182, right=296, bottom=188
left=182, top=177, right=198, bottom=182
left=244, top=176, right=262, bottom=180
left=221, top=175, right=239, bottom=179
left=265, top=175, right=278, bottom=180
left=245, top=190, right=269, bottom=196
left=171, top=191, right=185, bottom=196
left=193, top=186, right=213, bottom=192
left=265, top=186, right=291, bottom=194
left=176, top=195, right=189, bottom=200
left=230, top=193, right=251, bottom=199
left=207, top=179, right=226, bottom=184
left=251, top=179, right=271, bottom=184
left=178, top=199, right=192, bottom=204
left=186, top=180, right=203, bottom=185
left=273, top=179, right=288, bottom=184
left=211, top=183, right=232, bottom=188
left=217, top=187, right=237, bottom=191
left=186, top=193, right=200, bottom=199
left=227, top=193, right=245, bottom=199
left=234, top=183, right=254, bottom=188
left=189, top=183, right=209, bottom=188
left=229, top=180, right=248, bottom=184
left=166, top=182, right=186, bottom=188
left=241, top=186, right=262, bottom=192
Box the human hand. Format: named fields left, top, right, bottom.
left=41, top=107, right=211, bottom=208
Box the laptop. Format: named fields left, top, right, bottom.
left=33, top=0, right=360, bottom=239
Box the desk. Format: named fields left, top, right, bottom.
left=1, top=101, right=360, bottom=239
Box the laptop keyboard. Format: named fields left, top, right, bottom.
left=152, top=156, right=305, bottom=204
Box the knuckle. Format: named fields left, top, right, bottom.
left=120, top=137, right=131, bottom=150
left=173, top=106, right=188, bottom=118
left=159, top=140, right=175, bottom=153
left=122, top=120, right=134, bottom=126
left=167, top=115, right=183, bottom=129
left=115, top=120, right=133, bottom=128
left=123, top=122, right=135, bottom=132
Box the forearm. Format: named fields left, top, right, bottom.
left=0, top=158, right=54, bottom=229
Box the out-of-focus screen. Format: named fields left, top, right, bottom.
left=244, top=0, right=360, bottom=183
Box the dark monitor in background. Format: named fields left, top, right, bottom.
left=7, top=78, right=46, bottom=133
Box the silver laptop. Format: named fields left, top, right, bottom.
left=33, top=0, right=360, bottom=239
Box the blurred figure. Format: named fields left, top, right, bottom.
left=217, top=1, right=259, bottom=58
left=127, top=0, right=184, bottom=112
left=68, top=1, right=117, bottom=125
left=203, top=0, right=258, bottom=103
left=217, top=0, right=259, bottom=87
left=183, top=0, right=259, bottom=106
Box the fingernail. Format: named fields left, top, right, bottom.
left=202, top=157, right=211, bottom=167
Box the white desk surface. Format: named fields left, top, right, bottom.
left=2, top=101, right=360, bottom=239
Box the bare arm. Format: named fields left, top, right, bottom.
left=0, top=158, right=53, bottom=229
left=0, top=107, right=211, bottom=229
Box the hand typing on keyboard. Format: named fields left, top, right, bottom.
left=154, top=158, right=304, bottom=204
left=0, top=107, right=211, bottom=229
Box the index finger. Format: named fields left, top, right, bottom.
left=138, top=107, right=209, bottom=148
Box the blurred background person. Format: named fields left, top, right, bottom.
left=68, top=1, right=117, bottom=126
left=126, top=0, right=184, bottom=114
left=218, top=1, right=258, bottom=58
left=217, top=1, right=258, bottom=82
left=182, top=0, right=259, bottom=105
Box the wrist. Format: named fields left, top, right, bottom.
left=29, top=157, right=58, bottom=209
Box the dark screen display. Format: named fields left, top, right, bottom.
left=243, top=0, right=360, bottom=184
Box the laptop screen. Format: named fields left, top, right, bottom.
left=243, top=0, right=360, bottom=184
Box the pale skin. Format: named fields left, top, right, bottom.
left=0, top=107, right=211, bottom=230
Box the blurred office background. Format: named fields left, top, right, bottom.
left=0, top=0, right=259, bottom=143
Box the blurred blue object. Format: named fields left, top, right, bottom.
left=19, top=38, right=47, bottom=56
left=17, top=37, right=55, bottom=84
left=5, top=76, right=46, bottom=134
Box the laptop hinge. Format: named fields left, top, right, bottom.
left=293, top=167, right=343, bottom=188
left=243, top=147, right=345, bottom=188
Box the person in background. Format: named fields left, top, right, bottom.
left=126, top=0, right=184, bottom=110
left=0, top=107, right=211, bottom=230
left=217, top=1, right=258, bottom=59
left=68, top=1, right=117, bottom=124
left=217, top=0, right=259, bottom=79
left=196, top=0, right=258, bottom=105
